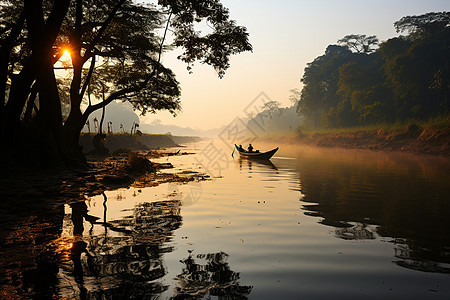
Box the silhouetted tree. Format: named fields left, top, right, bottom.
left=0, top=0, right=25, bottom=125
left=289, top=88, right=301, bottom=105
left=337, top=34, right=379, bottom=53
left=0, top=0, right=252, bottom=167
left=107, top=121, right=112, bottom=134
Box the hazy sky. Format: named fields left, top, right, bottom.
left=140, top=0, right=450, bottom=130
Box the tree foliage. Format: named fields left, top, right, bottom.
left=337, top=34, right=379, bottom=53
left=394, top=12, right=450, bottom=37
left=297, top=45, right=353, bottom=128
left=162, top=0, right=252, bottom=78
left=0, top=0, right=252, bottom=167
left=297, top=12, right=450, bottom=130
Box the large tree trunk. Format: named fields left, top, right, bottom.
left=62, top=111, right=87, bottom=166
left=0, top=11, right=25, bottom=126
left=60, top=0, right=130, bottom=164
left=61, top=46, right=88, bottom=164
left=60, top=0, right=92, bottom=165
left=62, top=71, right=85, bottom=164
left=0, top=59, right=37, bottom=164
left=34, top=50, right=65, bottom=164
left=0, top=0, right=72, bottom=167
left=24, top=0, right=68, bottom=166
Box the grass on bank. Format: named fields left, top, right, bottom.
left=298, top=114, right=450, bottom=135
left=80, top=132, right=172, bottom=136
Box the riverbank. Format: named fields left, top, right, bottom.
left=79, top=133, right=200, bottom=153
left=0, top=150, right=207, bottom=206
left=261, top=124, right=450, bottom=155
left=1, top=133, right=203, bottom=207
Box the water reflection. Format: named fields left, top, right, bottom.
left=0, top=187, right=251, bottom=298
left=2, top=144, right=450, bottom=298
left=174, top=252, right=253, bottom=299
left=57, top=196, right=183, bottom=298
left=291, top=148, right=450, bottom=273
left=238, top=158, right=278, bottom=172
left=0, top=198, right=64, bottom=298
left=334, top=222, right=377, bottom=240
left=70, top=201, right=100, bottom=235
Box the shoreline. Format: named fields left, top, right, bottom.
left=0, top=150, right=207, bottom=206
left=79, top=133, right=200, bottom=153
left=260, top=125, right=450, bottom=156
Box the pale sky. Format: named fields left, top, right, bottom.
left=140, top=0, right=450, bottom=130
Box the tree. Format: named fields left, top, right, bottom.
left=337, top=54, right=392, bottom=125
left=383, top=12, right=450, bottom=118
left=297, top=45, right=352, bottom=128
left=261, top=100, right=281, bottom=112
left=288, top=88, right=301, bottom=105
left=337, top=34, right=379, bottom=53
left=0, top=0, right=25, bottom=124
left=1, top=0, right=71, bottom=163
left=394, top=12, right=450, bottom=38
left=298, top=13, right=450, bottom=130
left=0, top=0, right=252, bottom=167
left=61, top=0, right=181, bottom=161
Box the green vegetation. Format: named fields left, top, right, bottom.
left=297, top=12, right=450, bottom=131
left=421, top=113, right=450, bottom=129
left=299, top=114, right=450, bottom=135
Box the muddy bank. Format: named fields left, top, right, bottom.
left=263, top=125, right=450, bottom=155
left=0, top=150, right=207, bottom=207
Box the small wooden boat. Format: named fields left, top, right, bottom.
left=234, top=144, right=278, bottom=160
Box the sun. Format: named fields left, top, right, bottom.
left=60, top=48, right=71, bottom=61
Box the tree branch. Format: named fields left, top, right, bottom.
left=52, top=48, right=65, bottom=65
left=158, top=12, right=172, bottom=65
left=82, top=71, right=156, bottom=123
left=80, top=54, right=96, bottom=99
left=75, top=0, right=82, bottom=31
left=83, top=0, right=127, bottom=63
left=0, top=11, right=25, bottom=48
left=41, top=0, right=71, bottom=46
left=82, top=86, right=137, bottom=123
left=92, top=48, right=123, bottom=58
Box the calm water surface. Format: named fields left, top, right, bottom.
left=1, top=141, right=449, bottom=299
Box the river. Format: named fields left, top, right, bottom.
left=1, top=140, right=449, bottom=299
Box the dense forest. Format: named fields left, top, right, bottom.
left=297, top=12, right=449, bottom=130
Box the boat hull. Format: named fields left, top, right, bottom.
left=235, top=145, right=278, bottom=160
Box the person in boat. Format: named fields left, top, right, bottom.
left=248, top=143, right=254, bottom=153
left=238, top=144, right=245, bottom=152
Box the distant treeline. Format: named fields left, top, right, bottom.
left=297, top=12, right=450, bottom=130
left=246, top=99, right=301, bottom=136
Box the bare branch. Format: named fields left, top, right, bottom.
left=80, top=54, right=96, bottom=99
